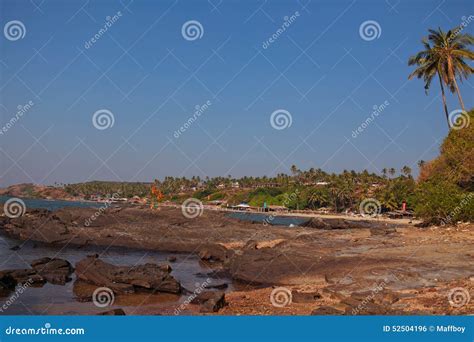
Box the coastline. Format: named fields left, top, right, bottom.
left=1, top=204, right=472, bottom=315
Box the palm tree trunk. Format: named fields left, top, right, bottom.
left=447, top=56, right=466, bottom=112
left=438, top=74, right=450, bottom=128
left=452, top=76, right=466, bottom=112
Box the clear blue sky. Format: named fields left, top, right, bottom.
left=0, top=0, right=473, bottom=186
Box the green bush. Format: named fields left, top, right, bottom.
left=414, top=178, right=473, bottom=224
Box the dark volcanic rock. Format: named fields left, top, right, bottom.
left=1, top=257, right=73, bottom=287
left=191, top=291, right=226, bottom=313
left=97, top=308, right=126, bottom=315
left=311, top=306, right=345, bottom=315
left=75, top=255, right=181, bottom=294
left=302, top=218, right=378, bottom=230
left=301, top=218, right=332, bottom=229
left=30, top=257, right=74, bottom=285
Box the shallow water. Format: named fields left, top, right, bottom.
left=0, top=197, right=236, bottom=315
left=0, top=234, right=236, bottom=315
left=0, top=195, right=104, bottom=212
left=227, top=212, right=309, bottom=227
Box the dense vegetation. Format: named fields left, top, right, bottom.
left=414, top=109, right=473, bottom=224
left=64, top=181, right=151, bottom=198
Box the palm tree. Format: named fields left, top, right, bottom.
left=401, top=165, right=412, bottom=178
left=408, top=28, right=473, bottom=127
left=409, top=37, right=451, bottom=126
left=389, top=168, right=396, bottom=178
left=428, top=28, right=473, bottom=111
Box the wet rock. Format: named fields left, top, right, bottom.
left=30, top=257, right=74, bottom=285
left=208, top=282, right=228, bottom=290
left=301, top=218, right=332, bottom=229
left=3, top=269, right=45, bottom=286
left=75, top=255, right=181, bottom=294
left=302, top=218, right=378, bottom=230
left=167, top=256, right=177, bottom=262
left=72, top=280, right=96, bottom=302
left=97, top=308, right=126, bottom=315
left=0, top=271, right=17, bottom=296
left=291, top=290, right=322, bottom=303
left=198, top=244, right=232, bottom=262
left=191, top=291, right=226, bottom=313
left=311, top=306, right=345, bottom=315
left=9, top=245, right=20, bottom=251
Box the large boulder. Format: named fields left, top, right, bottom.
left=75, top=255, right=181, bottom=294
left=30, top=257, right=74, bottom=285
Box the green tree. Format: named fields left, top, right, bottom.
left=409, top=28, right=473, bottom=126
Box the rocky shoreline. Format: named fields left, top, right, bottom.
left=1, top=206, right=473, bottom=315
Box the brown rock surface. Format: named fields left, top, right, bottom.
left=75, top=255, right=181, bottom=294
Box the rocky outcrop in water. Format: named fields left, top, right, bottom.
left=0, top=257, right=74, bottom=292
left=30, top=257, right=74, bottom=285
left=75, top=255, right=181, bottom=294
